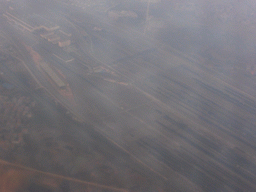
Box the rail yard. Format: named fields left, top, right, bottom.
left=1, top=0, right=256, bottom=191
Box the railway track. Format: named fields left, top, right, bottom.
left=34, top=8, right=255, bottom=191
left=62, top=16, right=256, bottom=191
left=3, top=3, right=256, bottom=190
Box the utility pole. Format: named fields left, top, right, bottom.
left=144, top=0, right=150, bottom=34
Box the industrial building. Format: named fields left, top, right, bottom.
left=3, top=7, right=72, bottom=48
